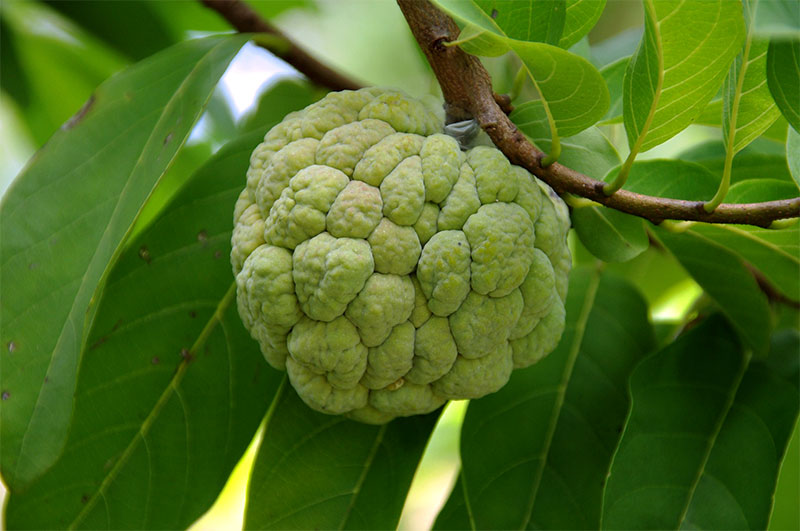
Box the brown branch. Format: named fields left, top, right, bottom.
left=201, top=0, right=362, bottom=91
left=396, top=0, right=800, bottom=228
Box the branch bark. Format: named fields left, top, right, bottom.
left=396, top=0, right=800, bottom=228
left=201, top=0, right=362, bottom=91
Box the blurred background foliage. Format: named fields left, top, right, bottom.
left=0, top=0, right=797, bottom=529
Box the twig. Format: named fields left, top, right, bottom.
left=201, top=0, right=362, bottom=91
left=396, top=0, right=800, bottom=228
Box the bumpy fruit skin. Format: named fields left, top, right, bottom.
left=232, top=88, right=571, bottom=423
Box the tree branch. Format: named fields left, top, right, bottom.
left=201, top=0, right=362, bottom=91
left=396, top=0, right=800, bottom=228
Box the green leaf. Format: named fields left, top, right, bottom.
left=767, top=39, right=800, bottom=132
left=788, top=127, right=800, bottom=188
left=602, top=317, right=800, bottom=529
left=42, top=0, right=175, bottom=60
left=435, top=268, right=655, bottom=529
left=654, top=227, right=772, bottom=354
left=572, top=207, right=648, bottom=262
left=135, top=79, right=317, bottom=241
left=725, top=178, right=800, bottom=203
left=434, top=0, right=609, bottom=139
left=590, top=26, right=642, bottom=67
left=432, top=0, right=508, bottom=56
left=0, top=34, right=247, bottom=490
left=723, top=13, right=782, bottom=155
left=4, top=130, right=277, bottom=529
left=245, top=384, right=439, bottom=530
left=753, top=0, right=800, bottom=39
left=474, top=0, right=566, bottom=46
left=696, top=100, right=791, bottom=144
left=624, top=0, right=745, bottom=152
left=511, top=41, right=609, bottom=138
left=688, top=222, right=800, bottom=302
left=611, top=159, right=719, bottom=201
left=0, top=0, right=127, bottom=145
left=599, top=56, right=628, bottom=123
left=770, top=414, right=800, bottom=530
left=685, top=149, right=795, bottom=185
left=560, top=0, right=607, bottom=49
left=511, top=101, right=621, bottom=177
left=601, top=245, right=694, bottom=311
left=681, top=138, right=786, bottom=161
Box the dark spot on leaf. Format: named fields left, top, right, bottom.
left=63, top=94, right=95, bottom=130
left=51, top=237, right=59, bottom=245
left=151, top=356, right=160, bottom=365
left=1, top=391, right=9, bottom=401
left=163, top=132, right=173, bottom=146
left=81, top=494, right=90, bottom=504
left=89, top=319, right=123, bottom=351
left=214, top=250, right=222, bottom=259
left=28, top=262, right=39, bottom=270
left=124, top=91, right=134, bottom=101
left=139, top=246, right=151, bottom=264
left=180, top=348, right=194, bottom=362
left=89, top=335, right=110, bottom=351
left=189, top=311, right=197, bottom=318
left=491, top=8, right=498, bottom=18
left=7, top=341, right=15, bottom=353
left=197, top=230, right=208, bottom=247
left=44, top=377, right=49, bottom=383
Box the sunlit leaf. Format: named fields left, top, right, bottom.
left=435, top=268, right=655, bottom=529
left=788, top=127, right=800, bottom=188
left=0, top=34, right=248, bottom=490
left=560, top=0, right=606, bottom=49
left=511, top=101, right=621, bottom=177
left=767, top=38, right=800, bottom=132
left=434, top=0, right=609, bottom=139
left=723, top=3, right=782, bottom=155
left=475, top=0, right=566, bottom=45
left=510, top=41, right=609, bottom=138
left=624, top=0, right=745, bottom=152
left=603, top=317, right=799, bottom=529
left=245, top=385, right=439, bottom=529
left=4, top=130, right=277, bottom=529
left=432, top=0, right=508, bottom=56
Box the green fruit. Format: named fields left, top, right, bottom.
left=232, top=88, right=571, bottom=423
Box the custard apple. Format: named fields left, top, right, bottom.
left=232, top=87, right=571, bottom=424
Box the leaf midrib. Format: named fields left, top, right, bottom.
left=519, top=268, right=602, bottom=529
left=10, top=37, right=241, bottom=485
left=675, top=353, right=751, bottom=528
left=67, top=282, right=237, bottom=529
